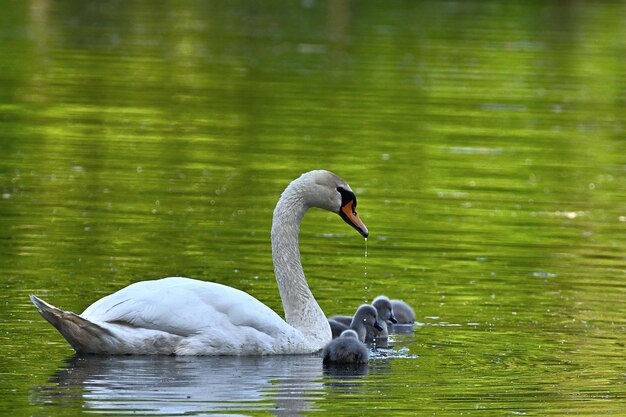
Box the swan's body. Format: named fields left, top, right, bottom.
left=322, top=329, right=369, bottom=364
left=30, top=170, right=368, bottom=355
left=31, top=278, right=311, bottom=355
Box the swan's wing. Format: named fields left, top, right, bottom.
left=81, top=277, right=294, bottom=339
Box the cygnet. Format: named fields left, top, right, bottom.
left=322, top=329, right=369, bottom=364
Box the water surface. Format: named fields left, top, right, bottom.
left=1, top=1, right=625, bottom=416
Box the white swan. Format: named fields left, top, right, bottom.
left=30, top=170, right=368, bottom=355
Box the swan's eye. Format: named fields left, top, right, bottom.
left=337, top=187, right=357, bottom=209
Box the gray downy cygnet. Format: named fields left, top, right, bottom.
left=329, top=295, right=398, bottom=339
left=322, top=329, right=369, bottom=364
left=390, top=299, right=415, bottom=324
left=365, top=295, right=398, bottom=340
left=328, top=304, right=383, bottom=342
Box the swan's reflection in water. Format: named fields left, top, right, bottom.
left=32, top=327, right=416, bottom=415
left=34, top=354, right=329, bottom=415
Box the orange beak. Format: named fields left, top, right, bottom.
left=340, top=200, right=369, bottom=238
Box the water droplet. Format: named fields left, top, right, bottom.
left=364, top=238, right=368, bottom=279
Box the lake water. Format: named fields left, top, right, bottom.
left=1, top=1, right=625, bottom=415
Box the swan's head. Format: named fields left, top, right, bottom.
left=301, top=170, right=369, bottom=238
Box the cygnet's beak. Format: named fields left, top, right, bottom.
left=388, top=314, right=398, bottom=324
left=339, top=200, right=369, bottom=238
left=374, top=320, right=384, bottom=331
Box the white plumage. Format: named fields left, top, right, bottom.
left=30, top=170, right=368, bottom=355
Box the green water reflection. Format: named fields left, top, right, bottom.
left=1, top=0, right=625, bottom=415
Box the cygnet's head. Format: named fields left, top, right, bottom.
left=339, top=329, right=360, bottom=340
left=354, top=304, right=384, bottom=331
left=297, top=170, right=368, bottom=237
left=372, top=295, right=398, bottom=324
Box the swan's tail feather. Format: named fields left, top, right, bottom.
left=30, top=295, right=113, bottom=353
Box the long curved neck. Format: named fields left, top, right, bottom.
left=271, top=182, right=331, bottom=347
